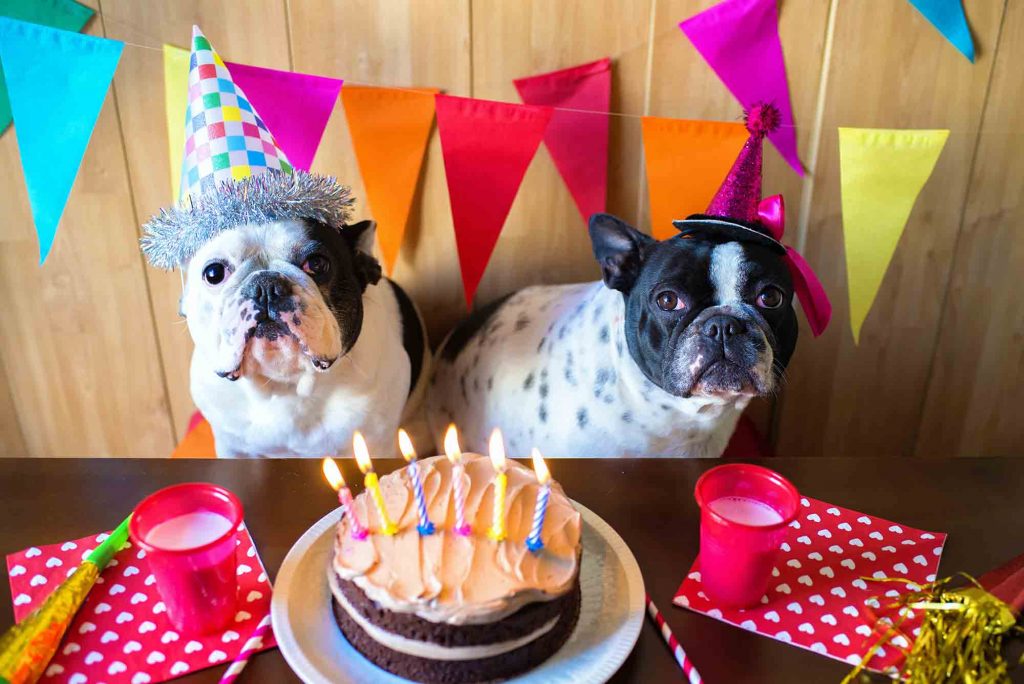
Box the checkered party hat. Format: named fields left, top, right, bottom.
left=141, top=27, right=354, bottom=270
left=179, top=26, right=292, bottom=200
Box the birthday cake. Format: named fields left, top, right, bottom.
left=329, top=454, right=582, bottom=683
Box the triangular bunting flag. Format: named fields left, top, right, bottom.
left=679, top=0, right=804, bottom=175
left=0, top=0, right=94, bottom=135
left=838, top=127, right=949, bottom=343
left=514, top=57, right=611, bottom=221
left=342, top=86, right=438, bottom=275
left=0, top=17, right=122, bottom=263
left=435, top=94, right=552, bottom=307
left=906, top=0, right=975, bottom=62
left=641, top=117, right=748, bottom=240
left=163, top=44, right=189, bottom=201
left=225, top=61, right=343, bottom=172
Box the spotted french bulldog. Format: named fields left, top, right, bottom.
left=184, top=218, right=428, bottom=458
left=427, top=213, right=798, bottom=458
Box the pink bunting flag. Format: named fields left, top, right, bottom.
left=679, top=0, right=804, bottom=176
left=224, top=61, right=343, bottom=171
left=513, top=57, right=611, bottom=221
left=435, top=94, right=553, bottom=307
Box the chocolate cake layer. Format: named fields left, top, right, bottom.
left=334, top=571, right=571, bottom=647
left=332, top=578, right=582, bottom=683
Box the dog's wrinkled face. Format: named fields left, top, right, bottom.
left=181, top=218, right=381, bottom=382
left=589, top=213, right=798, bottom=399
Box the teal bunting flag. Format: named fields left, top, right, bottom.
left=0, top=17, right=122, bottom=263
left=0, top=0, right=95, bottom=134
left=906, top=0, right=975, bottom=62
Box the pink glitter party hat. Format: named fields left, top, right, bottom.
left=705, top=103, right=780, bottom=224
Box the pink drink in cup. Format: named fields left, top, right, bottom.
left=694, top=464, right=800, bottom=607
left=129, top=483, right=243, bottom=634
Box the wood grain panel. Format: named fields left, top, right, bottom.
left=646, top=0, right=832, bottom=441
left=286, top=0, right=472, bottom=344
left=915, top=1, right=1023, bottom=458
left=99, top=0, right=293, bottom=440
left=469, top=0, right=653, bottom=307
left=774, top=0, right=1006, bottom=458
left=0, top=355, right=27, bottom=455
left=0, top=3, right=174, bottom=456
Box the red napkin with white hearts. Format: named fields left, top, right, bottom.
left=674, top=496, right=947, bottom=672
left=7, top=524, right=276, bottom=684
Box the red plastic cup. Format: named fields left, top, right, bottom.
left=694, top=464, right=800, bottom=607
left=129, top=483, right=243, bottom=634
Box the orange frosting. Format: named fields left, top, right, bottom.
left=332, top=454, right=582, bottom=625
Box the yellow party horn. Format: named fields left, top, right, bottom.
left=0, top=516, right=131, bottom=684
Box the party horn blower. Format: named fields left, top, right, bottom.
left=843, top=550, right=1024, bottom=683
left=0, top=516, right=131, bottom=684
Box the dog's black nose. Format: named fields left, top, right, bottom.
left=702, top=314, right=746, bottom=342
left=243, top=272, right=292, bottom=313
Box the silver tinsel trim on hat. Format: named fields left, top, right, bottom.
left=140, top=170, right=354, bottom=270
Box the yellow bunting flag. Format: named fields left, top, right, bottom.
left=163, top=44, right=190, bottom=202
left=342, top=86, right=439, bottom=274
left=641, top=117, right=747, bottom=240
left=838, top=127, right=949, bottom=343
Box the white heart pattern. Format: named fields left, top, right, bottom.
left=913, top=554, right=928, bottom=566
left=857, top=516, right=871, bottom=524
left=740, top=619, right=757, bottom=630
left=828, top=545, right=844, bottom=554
left=855, top=624, right=872, bottom=636
left=171, top=661, right=190, bottom=675
left=830, top=587, right=847, bottom=598
left=843, top=605, right=859, bottom=617
left=849, top=538, right=864, bottom=547
left=764, top=611, right=780, bottom=623
left=833, top=634, right=851, bottom=646
left=208, top=650, right=228, bottom=663
left=45, top=557, right=63, bottom=568
left=893, top=563, right=909, bottom=574
left=776, top=583, right=792, bottom=595
left=9, top=564, right=26, bottom=576
left=123, top=641, right=142, bottom=654
left=25, top=547, right=41, bottom=557
left=786, top=601, right=803, bottom=614
left=63, top=643, right=81, bottom=655
left=247, top=590, right=264, bottom=602
left=14, top=593, right=31, bottom=606
left=809, top=594, right=825, bottom=606
left=776, top=630, right=793, bottom=642
left=862, top=551, right=877, bottom=561
left=100, top=630, right=119, bottom=644
left=852, top=579, right=868, bottom=590
left=838, top=522, right=852, bottom=532
left=798, top=622, right=815, bottom=634
left=185, top=640, right=204, bottom=654
left=115, top=611, right=133, bottom=624
left=708, top=608, right=723, bottom=619
left=869, top=531, right=883, bottom=540
left=131, top=674, right=152, bottom=684
left=108, top=661, right=128, bottom=675
left=138, top=620, right=157, bottom=633
left=161, top=630, right=180, bottom=644
left=84, top=651, right=103, bottom=665
left=807, top=513, right=821, bottom=522
left=797, top=535, right=811, bottom=545
left=123, top=565, right=140, bottom=576
left=841, top=559, right=856, bottom=570
left=29, top=574, right=47, bottom=587
left=68, top=674, right=86, bottom=684
left=235, top=610, right=253, bottom=622
left=819, top=566, right=835, bottom=579
left=808, top=552, right=824, bottom=561
left=236, top=564, right=252, bottom=576
left=46, top=664, right=65, bottom=676
left=222, top=630, right=241, bottom=643
left=146, top=651, right=166, bottom=665
left=821, top=614, right=838, bottom=626
left=130, top=592, right=148, bottom=605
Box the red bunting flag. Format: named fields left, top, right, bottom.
left=679, top=0, right=804, bottom=175
left=435, top=94, right=553, bottom=307
left=342, top=86, right=438, bottom=275
left=513, top=57, right=611, bottom=221
left=224, top=61, right=343, bottom=171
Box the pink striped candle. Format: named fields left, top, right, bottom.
left=322, top=457, right=368, bottom=540
left=443, top=425, right=471, bottom=536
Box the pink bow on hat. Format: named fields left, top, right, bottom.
left=757, top=195, right=831, bottom=337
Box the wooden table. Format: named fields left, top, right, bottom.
left=1, top=457, right=1022, bottom=683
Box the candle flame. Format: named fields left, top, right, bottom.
left=353, top=431, right=373, bottom=474
left=322, top=457, right=345, bottom=490
left=443, top=424, right=462, bottom=464
left=489, top=428, right=507, bottom=472
left=531, top=449, right=550, bottom=485
left=397, top=429, right=416, bottom=463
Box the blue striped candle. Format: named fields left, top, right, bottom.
left=398, top=429, right=434, bottom=535
left=526, top=449, right=551, bottom=552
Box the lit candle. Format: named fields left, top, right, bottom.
left=353, top=432, right=398, bottom=536
left=322, top=457, right=368, bottom=540
left=443, top=425, right=471, bottom=536
left=526, top=449, right=551, bottom=553
left=487, top=429, right=508, bottom=542
left=398, top=429, right=435, bottom=536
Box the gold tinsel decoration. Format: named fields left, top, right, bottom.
left=842, top=575, right=1023, bottom=684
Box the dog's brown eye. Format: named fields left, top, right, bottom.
left=202, top=261, right=228, bottom=286
left=655, top=291, right=684, bottom=311
left=756, top=286, right=784, bottom=309
left=302, top=254, right=331, bottom=279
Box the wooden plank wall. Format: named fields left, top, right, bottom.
left=0, top=0, right=1018, bottom=458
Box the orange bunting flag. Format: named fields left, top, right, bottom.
left=342, top=86, right=439, bottom=274
left=641, top=117, right=748, bottom=240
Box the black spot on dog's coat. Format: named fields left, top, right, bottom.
left=539, top=405, right=548, bottom=423
left=514, top=315, right=530, bottom=332
left=599, top=325, right=610, bottom=344
left=576, top=408, right=588, bottom=428
left=622, top=411, right=633, bottom=423
left=523, top=373, right=535, bottom=390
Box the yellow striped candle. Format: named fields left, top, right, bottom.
left=487, top=428, right=508, bottom=542
left=353, top=432, right=398, bottom=536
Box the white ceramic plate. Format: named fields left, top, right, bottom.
left=272, top=501, right=645, bottom=683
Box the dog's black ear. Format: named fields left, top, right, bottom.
left=588, top=213, right=654, bottom=293
left=342, top=220, right=382, bottom=288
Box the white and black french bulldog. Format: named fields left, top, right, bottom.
left=427, top=213, right=798, bottom=458
left=183, top=218, right=429, bottom=458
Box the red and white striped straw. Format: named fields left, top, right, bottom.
left=218, top=613, right=273, bottom=684
left=646, top=593, right=703, bottom=684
